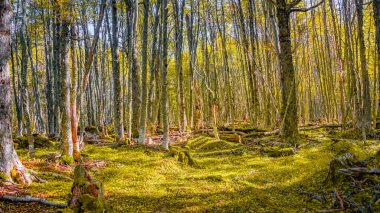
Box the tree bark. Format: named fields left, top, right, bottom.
left=111, top=0, right=124, bottom=142
left=374, top=0, right=380, bottom=117
left=161, top=0, right=169, bottom=149
left=138, top=0, right=150, bottom=144
left=355, top=0, right=371, bottom=130
left=276, top=0, right=298, bottom=145
left=59, top=0, right=73, bottom=158
left=0, top=0, right=32, bottom=184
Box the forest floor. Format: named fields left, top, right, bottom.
left=1, top=125, right=380, bottom=212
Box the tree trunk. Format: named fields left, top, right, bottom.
left=374, top=0, right=380, bottom=118
left=70, top=24, right=79, bottom=160
left=138, top=0, right=150, bottom=144
left=161, top=0, right=169, bottom=149
left=59, top=0, right=73, bottom=158
left=276, top=0, right=298, bottom=145
left=132, top=0, right=141, bottom=138
left=0, top=0, right=33, bottom=184
left=112, top=0, right=124, bottom=142
left=355, top=0, right=371, bottom=130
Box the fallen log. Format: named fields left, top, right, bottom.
left=0, top=195, right=67, bottom=208
left=338, top=167, right=380, bottom=176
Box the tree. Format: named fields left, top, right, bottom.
left=161, top=0, right=169, bottom=149
left=138, top=0, right=150, bottom=144
left=274, top=0, right=324, bottom=145
left=0, top=0, right=33, bottom=184
left=112, top=0, right=124, bottom=142
left=375, top=0, right=380, bottom=117
left=355, top=0, right=371, bottom=131
left=131, top=0, right=141, bottom=137
left=59, top=0, right=73, bottom=158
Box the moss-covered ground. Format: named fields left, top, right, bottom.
left=3, top=128, right=380, bottom=212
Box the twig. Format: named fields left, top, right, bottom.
left=0, top=195, right=67, bottom=208
left=335, top=190, right=344, bottom=211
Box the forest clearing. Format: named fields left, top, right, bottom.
left=1, top=0, right=380, bottom=212
left=2, top=126, right=380, bottom=212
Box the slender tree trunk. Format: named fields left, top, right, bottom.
left=355, top=0, right=371, bottom=130
left=10, top=44, right=22, bottom=136
left=138, top=0, right=150, bottom=144
left=131, top=0, right=141, bottom=137
left=60, top=0, right=73, bottom=158
left=53, top=1, right=61, bottom=136
left=112, top=0, right=124, bottom=142
left=374, top=0, right=380, bottom=118
left=70, top=24, right=79, bottom=159
left=161, top=0, right=169, bottom=149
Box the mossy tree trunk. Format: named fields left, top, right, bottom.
left=275, top=0, right=323, bottom=145
left=68, top=165, right=107, bottom=212
left=276, top=0, right=298, bottom=145
left=161, top=0, right=170, bottom=149
left=0, top=0, right=33, bottom=184
left=355, top=0, right=371, bottom=131
left=111, top=0, right=124, bottom=143
left=131, top=0, right=141, bottom=138
left=138, top=0, right=150, bottom=145
left=70, top=23, right=80, bottom=160
left=59, top=0, right=73, bottom=158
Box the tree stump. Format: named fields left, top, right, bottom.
left=68, top=165, right=109, bottom=212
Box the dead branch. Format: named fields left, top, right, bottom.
left=0, top=195, right=67, bottom=208
left=290, top=0, right=324, bottom=13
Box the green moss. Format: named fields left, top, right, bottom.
left=17, top=126, right=380, bottom=212
left=35, top=135, right=55, bottom=147
left=0, top=172, right=10, bottom=180
left=189, top=136, right=238, bottom=152
left=77, top=194, right=104, bottom=212
left=14, top=135, right=54, bottom=149
left=61, top=155, right=74, bottom=165
left=219, top=133, right=241, bottom=142
left=261, top=147, right=295, bottom=157
left=85, top=126, right=99, bottom=134
left=327, top=140, right=366, bottom=159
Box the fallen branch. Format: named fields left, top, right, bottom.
left=42, top=172, right=72, bottom=181
left=338, top=167, right=380, bottom=176
left=316, top=209, right=341, bottom=213
left=0, top=195, right=67, bottom=208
